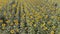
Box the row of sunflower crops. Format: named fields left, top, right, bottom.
left=0, top=0, right=60, bottom=34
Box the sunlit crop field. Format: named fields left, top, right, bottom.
left=0, top=0, right=60, bottom=34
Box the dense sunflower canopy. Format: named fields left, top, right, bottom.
left=0, top=0, right=60, bottom=34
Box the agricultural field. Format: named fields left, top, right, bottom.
left=0, top=0, right=60, bottom=34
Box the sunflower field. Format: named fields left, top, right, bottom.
left=0, top=0, right=60, bottom=34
